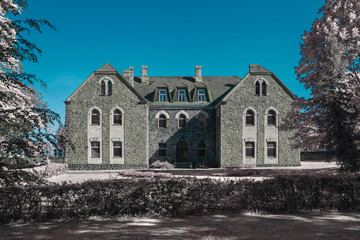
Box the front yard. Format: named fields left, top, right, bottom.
left=47, top=161, right=338, bottom=184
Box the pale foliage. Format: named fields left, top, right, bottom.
left=0, top=0, right=59, bottom=169
left=283, top=0, right=360, bottom=171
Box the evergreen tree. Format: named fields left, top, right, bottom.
left=283, top=0, right=360, bottom=172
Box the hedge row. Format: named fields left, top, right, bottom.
left=0, top=174, right=359, bottom=223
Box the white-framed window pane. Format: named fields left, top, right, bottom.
left=178, top=89, right=186, bottom=102
left=246, top=110, right=254, bottom=125
left=267, top=110, right=276, bottom=125
left=113, top=141, right=122, bottom=157
left=267, top=142, right=276, bottom=157
left=245, top=142, right=255, bottom=157
left=198, top=89, right=205, bottom=101
left=159, top=89, right=167, bottom=102
left=101, top=81, right=106, bottom=95
left=91, top=141, right=100, bottom=158
left=91, top=109, right=100, bottom=125
left=262, top=82, right=267, bottom=96
left=158, top=143, right=167, bottom=157
left=113, top=109, right=122, bottom=125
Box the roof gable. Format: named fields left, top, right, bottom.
left=221, top=64, right=296, bottom=103
left=67, top=64, right=146, bottom=102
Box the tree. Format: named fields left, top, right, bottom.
left=282, top=0, right=360, bottom=172
left=0, top=0, right=60, bottom=185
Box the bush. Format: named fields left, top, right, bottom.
left=195, top=161, right=217, bottom=169
left=149, top=160, right=175, bottom=169
left=0, top=174, right=359, bottom=223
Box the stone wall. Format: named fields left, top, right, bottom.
left=220, top=73, right=300, bottom=167
left=65, top=73, right=148, bottom=167
left=148, top=108, right=216, bottom=166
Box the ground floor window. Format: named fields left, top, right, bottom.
left=113, top=141, right=122, bottom=157
left=245, top=142, right=255, bottom=157
left=91, top=141, right=100, bottom=158
left=198, top=142, right=206, bottom=157
left=159, top=143, right=167, bottom=157
left=267, top=142, right=276, bottom=157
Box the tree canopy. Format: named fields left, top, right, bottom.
left=283, top=0, right=360, bottom=172
left=0, top=0, right=60, bottom=184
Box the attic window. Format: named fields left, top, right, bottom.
left=178, top=89, right=186, bottom=102
left=262, top=82, right=267, bottom=96
left=159, top=89, right=167, bottom=102
left=198, top=89, right=206, bottom=102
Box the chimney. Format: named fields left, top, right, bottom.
left=129, top=66, right=134, bottom=86
left=123, top=69, right=130, bottom=81
left=249, top=64, right=256, bottom=72
left=141, top=65, right=149, bottom=83
left=195, top=65, right=202, bottom=83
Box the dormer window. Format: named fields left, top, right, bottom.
left=198, top=89, right=206, bottom=102
left=159, top=89, right=167, bottom=102
left=178, top=89, right=186, bottom=102
left=100, top=77, right=113, bottom=96
left=255, top=81, right=260, bottom=96
left=108, top=81, right=112, bottom=95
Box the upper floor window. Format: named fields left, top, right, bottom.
left=159, top=114, right=167, bottom=128
left=198, top=89, right=206, bottom=102
left=108, top=81, right=112, bottom=96
left=245, top=142, right=255, bottom=157
left=267, top=110, right=276, bottom=125
left=267, top=142, right=276, bottom=157
left=255, top=81, right=260, bottom=96
left=262, top=82, right=267, bottom=96
left=178, top=89, right=186, bottom=102
left=159, top=89, right=167, bottom=102
left=113, top=141, right=122, bottom=157
left=158, top=143, right=167, bottom=157
left=198, top=113, right=207, bottom=129
left=113, top=109, right=122, bottom=125
left=91, top=141, right=100, bottom=158
left=198, top=142, right=206, bottom=157
left=91, top=109, right=100, bottom=125
left=178, top=114, right=187, bottom=128
left=245, top=110, right=255, bottom=125
left=101, top=81, right=106, bottom=95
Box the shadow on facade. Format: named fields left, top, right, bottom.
left=148, top=116, right=216, bottom=168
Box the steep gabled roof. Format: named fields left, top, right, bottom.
left=221, top=64, right=296, bottom=103
left=67, top=63, right=146, bottom=102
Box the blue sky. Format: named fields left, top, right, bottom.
left=20, top=0, right=324, bottom=125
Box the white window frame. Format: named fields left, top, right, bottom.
left=178, top=89, right=186, bottom=102
left=198, top=89, right=206, bottom=102
left=113, top=141, right=122, bottom=158
left=91, top=141, right=100, bottom=158
left=197, top=142, right=206, bottom=157
left=267, top=142, right=276, bottom=158
left=158, top=143, right=167, bottom=157
left=159, top=89, right=167, bottom=102
left=245, top=142, right=255, bottom=158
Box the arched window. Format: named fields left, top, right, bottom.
left=101, top=81, right=106, bottom=95
left=113, top=109, right=122, bottom=125
left=91, top=109, right=100, bottom=125
left=255, top=81, right=260, bottom=96
left=159, top=114, right=167, bottom=128
left=246, top=110, right=255, bottom=125
left=198, top=113, right=206, bottom=128
left=108, top=81, right=112, bottom=95
left=262, top=82, right=267, bottom=96
left=267, top=110, right=276, bottom=125
left=178, top=114, right=187, bottom=128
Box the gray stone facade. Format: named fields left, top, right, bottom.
left=65, top=63, right=300, bottom=169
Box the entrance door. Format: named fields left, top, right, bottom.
left=176, top=141, right=188, bottom=162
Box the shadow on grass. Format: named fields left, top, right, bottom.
left=1, top=212, right=359, bottom=240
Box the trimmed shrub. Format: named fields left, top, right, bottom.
left=0, top=174, right=359, bottom=223
left=150, top=160, right=175, bottom=169
left=195, top=161, right=218, bottom=169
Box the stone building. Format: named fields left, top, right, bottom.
left=65, top=63, right=300, bottom=170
